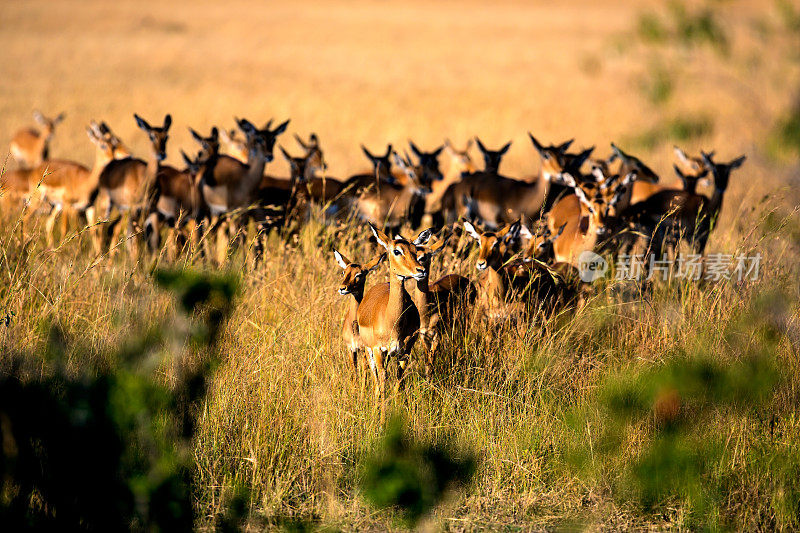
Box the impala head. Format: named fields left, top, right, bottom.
left=392, top=152, right=430, bottom=195
left=361, top=144, right=394, bottom=181
left=522, top=222, right=566, bottom=262
left=564, top=171, right=637, bottom=237
left=610, top=142, right=660, bottom=183
left=237, top=117, right=290, bottom=163
left=370, top=223, right=427, bottom=281
left=673, top=146, right=711, bottom=194
left=475, top=137, right=511, bottom=173
left=87, top=120, right=129, bottom=160
left=409, top=141, right=444, bottom=185
left=334, top=249, right=386, bottom=296
left=444, top=138, right=476, bottom=176
left=294, top=133, right=327, bottom=177
left=529, top=133, right=575, bottom=181
left=33, top=110, right=65, bottom=136
left=279, top=146, right=309, bottom=184
left=190, top=126, right=220, bottom=158
left=464, top=220, right=521, bottom=271
left=180, top=149, right=206, bottom=175
left=700, top=151, right=745, bottom=192
left=134, top=113, right=171, bottom=162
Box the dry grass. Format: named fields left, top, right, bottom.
left=2, top=0, right=800, bottom=529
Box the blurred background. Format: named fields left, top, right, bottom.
left=2, top=0, right=797, bottom=183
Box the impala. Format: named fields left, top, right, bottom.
left=218, top=128, right=248, bottom=162
left=356, top=223, right=426, bottom=421
left=334, top=249, right=386, bottom=376
left=196, top=117, right=289, bottom=217
left=10, top=110, right=65, bottom=168
left=352, top=152, right=428, bottom=231
left=629, top=146, right=711, bottom=205
left=629, top=152, right=745, bottom=270
left=424, top=138, right=476, bottom=225
left=89, top=113, right=177, bottom=253
left=547, top=171, right=638, bottom=266
left=445, top=135, right=593, bottom=228
left=463, top=220, right=524, bottom=322
left=35, top=121, right=130, bottom=244
left=409, top=229, right=473, bottom=377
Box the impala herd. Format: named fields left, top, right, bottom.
left=3, top=110, right=746, bottom=420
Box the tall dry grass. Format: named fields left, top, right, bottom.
left=2, top=0, right=800, bottom=529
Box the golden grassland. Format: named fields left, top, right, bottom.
left=2, top=0, right=800, bottom=529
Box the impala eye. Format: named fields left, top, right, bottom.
left=393, top=249, right=402, bottom=256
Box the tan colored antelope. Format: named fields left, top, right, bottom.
left=546, top=172, right=638, bottom=266
left=90, top=113, right=176, bottom=253
left=629, top=146, right=710, bottom=204
left=352, top=152, right=428, bottom=231
left=334, top=249, right=386, bottom=375
left=34, top=121, right=130, bottom=244
left=10, top=110, right=65, bottom=168
left=445, top=135, right=593, bottom=228
left=629, top=152, right=745, bottom=268
left=409, top=230, right=473, bottom=377
left=424, top=138, right=476, bottom=223
left=356, top=223, right=426, bottom=421
left=463, top=220, right=524, bottom=321
left=196, top=118, right=289, bottom=217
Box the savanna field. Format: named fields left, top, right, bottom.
left=2, top=0, right=800, bottom=530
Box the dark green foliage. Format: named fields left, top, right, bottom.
left=636, top=2, right=730, bottom=55
left=359, top=416, right=477, bottom=526
left=564, top=295, right=795, bottom=530
left=0, top=269, right=240, bottom=531
left=627, top=116, right=713, bottom=149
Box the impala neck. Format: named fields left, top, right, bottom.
left=388, top=272, right=410, bottom=322
left=480, top=265, right=506, bottom=306
left=708, top=186, right=726, bottom=219
left=242, top=152, right=267, bottom=195
left=413, top=276, right=431, bottom=324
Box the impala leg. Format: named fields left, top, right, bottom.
left=376, top=348, right=388, bottom=424
left=44, top=204, right=63, bottom=248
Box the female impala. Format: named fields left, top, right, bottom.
left=409, top=230, right=473, bottom=377
left=629, top=146, right=710, bottom=205
left=547, top=172, right=638, bottom=266
left=424, top=138, right=476, bottom=225
left=10, top=110, right=65, bottom=168
left=356, top=223, right=426, bottom=422
left=631, top=152, right=745, bottom=270
left=333, top=250, right=386, bottom=376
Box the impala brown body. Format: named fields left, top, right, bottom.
left=409, top=230, right=473, bottom=377
left=334, top=250, right=385, bottom=375
left=197, top=118, right=289, bottom=216
left=10, top=111, right=65, bottom=169
left=356, top=224, right=426, bottom=421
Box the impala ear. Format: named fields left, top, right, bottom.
left=475, top=137, right=487, bottom=155
left=163, top=114, right=172, bottom=130
left=413, top=228, right=433, bottom=245
left=134, top=113, right=150, bottom=131
left=700, top=150, right=715, bottom=167
left=409, top=140, right=422, bottom=158
left=464, top=138, right=474, bottom=151
left=333, top=249, right=350, bottom=269
left=572, top=186, right=595, bottom=215
left=558, top=138, right=575, bottom=153
left=444, top=138, right=454, bottom=153
left=279, top=145, right=292, bottom=163
left=528, top=132, right=544, bottom=155
left=369, top=223, right=391, bottom=250
left=33, top=110, right=46, bottom=125
left=432, top=145, right=444, bottom=158
left=365, top=252, right=386, bottom=272
left=463, top=221, right=481, bottom=242
left=294, top=133, right=309, bottom=150
left=210, top=126, right=218, bottom=140
left=519, top=224, right=533, bottom=240
left=499, top=141, right=512, bottom=155
left=189, top=127, right=203, bottom=142
left=729, top=155, right=746, bottom=169
left=361, top=144, right=375, bottom=162
left=430, top=238, right=447, bottom=255
left=504, top=219, right=522, bottom=242
left=271, top=119, right=290, bottom=136
left=54, top=112, right=66, bottom=125
left=181, top=150, right=192, bottom=166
